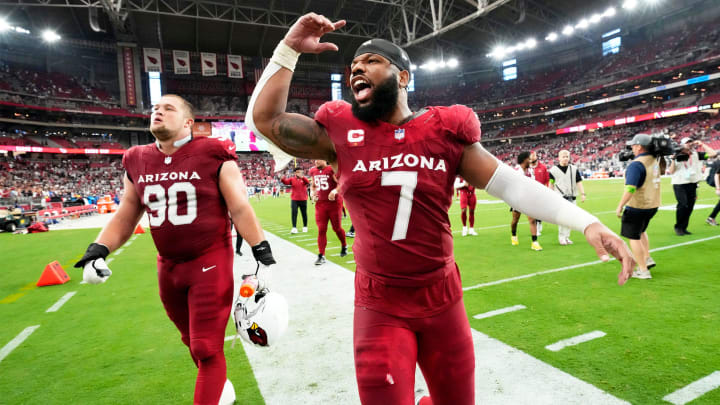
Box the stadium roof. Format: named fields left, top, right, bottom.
left=0, top=0, right=704, bottom=66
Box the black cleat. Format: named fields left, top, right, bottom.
left=340, top=246, right=348, bottom=257
left=314, top=254, right=326, bottom=265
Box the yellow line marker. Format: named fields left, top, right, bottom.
left=0, top=292, right=28, bottom=304
left=20, top=282, right=36, bottom=291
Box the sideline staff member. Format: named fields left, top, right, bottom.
left=616, top=134, right=660, bottom=280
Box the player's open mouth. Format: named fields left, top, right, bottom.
left=351, top=78, right=373, bottom=103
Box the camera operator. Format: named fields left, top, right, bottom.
left=616, top=134, right=661, bottom=280
left=668, top=137, right=717, bottom=235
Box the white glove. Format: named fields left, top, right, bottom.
left=83, top=258, right=112, bottom=284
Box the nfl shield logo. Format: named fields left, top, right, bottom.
left=394, top=129, right=405, bottom=144
left=164, top=156, right=172, bottom=164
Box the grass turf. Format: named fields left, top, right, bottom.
left=0, top=177, right=718, bottom=404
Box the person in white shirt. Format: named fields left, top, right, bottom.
left=549, top=150, right=586, bottom=245
left=668, top=138, right=717, bottom=235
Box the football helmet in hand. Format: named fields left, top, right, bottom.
left=83, top=258, right=112, bottom=284
left=233, top=291, right=288, bottom=347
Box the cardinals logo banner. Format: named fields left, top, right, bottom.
left=201, top=52, right=216, bottom=76
left=173, top=50, right=190, bottom=74
left=227, top=55, right=243, bottom=78
left=143, top=48, right=162, bottom=73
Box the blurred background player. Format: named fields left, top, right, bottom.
left=454, top=176, right=477, bottom=236
left=308, top=159, right=348, bottom=265
left=550, top=150, right=586, bottom=245
left=512, top=151, right=542, bottom=250
left=707, top=156, right=720, bottom=226
left=280, top=166, right=310, bottom=233
left=668, top=138, right=717, bottom=235
left=74, top=94, right=276, bottom=405
left=530, top=151, right=550, bottom=235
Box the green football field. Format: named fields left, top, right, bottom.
left=1, top=177, right=718, bottom=404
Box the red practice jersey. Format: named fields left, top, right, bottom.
left=280, top=176, right=310, bottom=201
left=123, top=137, right=237, bottom=261
left=315, top=101, right=481, bottom=287
left=308, top=165, right=339, bottom=202
left=533, top=162, right=550, bottom=186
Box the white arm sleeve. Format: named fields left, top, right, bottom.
left=485, top=163, right=599, bottom=233
left=245, top=61, right=294, bottom=172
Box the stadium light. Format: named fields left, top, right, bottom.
left=447, top=58, right=459, bottom=68
left=545, top=32, right=558, bottom=42
left=491, top=46, right=506, bottom=59
left=562, top=25, right=575, bottom=36
left=604, top=7, right=616, bottom=17
left=0, top=18, right=9, bottom=32
left=41, top=29, right=61, bottom=43
left=410, top=64, right=417, bottom=71
left=623, top=0, right=638, bottom=10
left=575, top=19, right=589, bottom=30
left=525, top=38, right=537, bottom=49
left=590, top=13, right=602, bottom=24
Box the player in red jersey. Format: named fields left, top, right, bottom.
left=247, top=13, right=634, bottom=405
left=74, top=94, right=276, bottom=405
left=454, top=176, right=477, bottom=236
left=280, top=167, right=310, bottom=233
left=530, top=151, right=551, bottom=236
left=308, top=159, right=348, bottom=264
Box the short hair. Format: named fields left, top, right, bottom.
left=294, top=167, right=303, bottom=172
left=558, top=149, right=570, bottom=157
left=518, top=151, right=531, bottom=164
left=164, top=94, right=195, bottom=120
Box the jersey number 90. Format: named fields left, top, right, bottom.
left=143, top=182, right=197, bottom=226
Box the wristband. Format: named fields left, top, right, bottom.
left=271, top=41, right=301, bottom=72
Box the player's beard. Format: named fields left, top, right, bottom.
left=351, top=74, right=399, bottom=122
left=150, top=125, right=174, bottom=142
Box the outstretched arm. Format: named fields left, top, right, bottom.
left=459, top=143, right=635, bottom=285
left=247, top=13, right=345, bottom=162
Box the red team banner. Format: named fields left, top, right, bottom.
left=122, top=47, right=136, bottom=106
left=201, top=52, right=217, bottom=76
left=143, top=48, right=162, bottom=72
left=227, top=55, right=243, bottom=78
left=173, top=50, right=190, bottom=74
left=556, top=105, right=700, bottom=134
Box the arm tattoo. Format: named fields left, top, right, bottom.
left=271, top=115, right=335, bottom=161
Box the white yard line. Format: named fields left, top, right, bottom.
left=464, top=235, right=720, bottom=291
left=113, top=248, right=124, bottom=256
left=236, top=232, right=628, bottom=405
left=106, top=257, right=115, bottom=264
left=346, top=260, right=355, bottom=264
left=332, top=252, right=353, bottom=257
left=545, top=331, right=606, bottom=352
left=0, top=325, right=40, bottom=364
left=293, top=238, right=316, bottom=242
left=474, top=305, right=526, bottom=320
left=663, top=371, right=720, bottom=405
left=46, top=291, right=77, bottom=313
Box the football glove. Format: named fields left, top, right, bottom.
left=75, top=243, right=112, bottom=284
left=247, top=241, right=275, bottom=292
left=82, top=258, right=112, bottom=284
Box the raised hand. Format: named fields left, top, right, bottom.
left=283, top=13, right=346, bottom=54
left=584, top=222, right=635, bottom=285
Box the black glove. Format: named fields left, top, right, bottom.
left=251, top=240, right=276, bottom=265
left=74, top=243, right=110, bottom=268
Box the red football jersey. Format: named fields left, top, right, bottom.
left=308, top=165, right=338, bottom=202
left=123, top=137, right=237, bottom=260
left=456, top=176, right=475, bottom=196
left=315, top=101, right=481, bottom=287
left=533, top=162, right=550, bottom=186
left=280, top=176, right=310, bottom=200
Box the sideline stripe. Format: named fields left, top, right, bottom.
left=46, top=291, right=77, bottom=313
left=545, top=331, right=606, bottom=352
left=464, top=235, right=720, bottom=291
left=663, top=371, right=720, bottom=405
left=474, top=304, right=526, bottom=320
left=0, top=283, right=38, bottom=303
left=0, top=325, right=40, bottom=363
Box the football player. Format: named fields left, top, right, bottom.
left=75, top=94, right=276, bottom=405
left=454, top=176, right=477, bottom=236
left=308, top=159, right=348, bottom=264
left=247, top=13, right=634, bottom=405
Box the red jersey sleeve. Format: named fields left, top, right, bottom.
left=213, top=138, right=239, bottom=163
left=314, top=100, right=346, bottom=129
left=455, top=105, right=482, bottom=145
left=280, top=177, right=292, bottom=185
left=302, top=177, right=310, bottom=186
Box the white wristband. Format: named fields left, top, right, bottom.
left=485, top=163, right=599, bottom=233
left=270, top=41, right=301, bottom=72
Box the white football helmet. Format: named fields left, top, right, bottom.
left=234, top=291, right=288, bottom=347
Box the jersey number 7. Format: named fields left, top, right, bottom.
left=381, top=171, right=418, bottom=241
